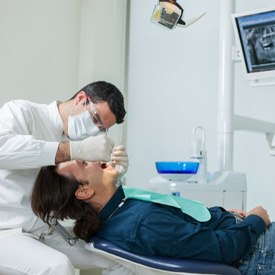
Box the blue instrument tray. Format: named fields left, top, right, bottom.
left=155, top=161, right=199, bottom=174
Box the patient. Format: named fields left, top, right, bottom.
left=32, top=160, right=275, bottom=274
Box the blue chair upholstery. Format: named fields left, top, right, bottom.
left=88, top=237, right=241, bottom=275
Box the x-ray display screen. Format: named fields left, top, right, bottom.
left=234, top=8, right=275, bottom=79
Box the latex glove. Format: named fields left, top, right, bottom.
left=70, top=135, right=114, bottom=162
left=112, top=145, right=129, bottom=177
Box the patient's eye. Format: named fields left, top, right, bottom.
left=76, top=160, right=88, bottom=167
left=81, top=160, right=88, bottom=166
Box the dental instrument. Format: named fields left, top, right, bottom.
left=50, top=219, right=78, bottom=246
left=189, top=126, right=208, bottom=183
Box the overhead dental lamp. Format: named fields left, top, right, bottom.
left=151, top=0, right=206, bottom=30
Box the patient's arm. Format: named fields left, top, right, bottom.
left=121, top=207, right=265, bottom=264
left=228, top=206, right=271, bottom=227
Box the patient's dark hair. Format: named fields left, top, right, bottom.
left=31, top=166, right=101, bottom=242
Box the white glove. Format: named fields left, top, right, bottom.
left=70, top=135, right=114, bottom=162
left=111, top=145, right=129, bottom=177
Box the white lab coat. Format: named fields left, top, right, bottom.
left=0, top=100, right=61, bottom=231
left=0, top=100, right=130, bottom=275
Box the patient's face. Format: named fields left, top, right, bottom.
left=56, top=160, right=118, bottom=186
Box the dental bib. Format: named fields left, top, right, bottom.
left=122, top=186, right=210, bottom=222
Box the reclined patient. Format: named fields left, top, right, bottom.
left=31, top=160, right=275, bottom=274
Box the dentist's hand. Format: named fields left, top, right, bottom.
left=70, top=135, right=114, bottom=162
left=112, top=145, right=129, bottom=177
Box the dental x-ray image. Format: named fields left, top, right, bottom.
left=245, top=26, right=275, bottom=68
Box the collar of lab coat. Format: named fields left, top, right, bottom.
left=48, top=101, right=64, bottom=138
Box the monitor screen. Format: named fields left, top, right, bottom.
left=232, top=7, right=275, bottom=80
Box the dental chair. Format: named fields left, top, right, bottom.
left=86, top=237, right=241, bottom=275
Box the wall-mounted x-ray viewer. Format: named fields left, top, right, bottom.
left=151, top=0, right=206, bottom=30
left=232, top=7, right=275, bottom=83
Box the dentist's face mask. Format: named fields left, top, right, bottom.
left=68, top=98, right=101, bottom=141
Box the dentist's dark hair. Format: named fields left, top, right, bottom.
left=69, top=81, right=126, bottom=124
left=31, top=166, right=101, bottom=242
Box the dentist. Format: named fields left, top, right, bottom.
left=0, top=81, right=128, bottom=275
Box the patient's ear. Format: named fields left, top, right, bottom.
left=75, top=185, right=95, bottom=201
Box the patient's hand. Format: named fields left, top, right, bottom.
left=228, top=208, right=247, bottom=219
left=247, top=206, right=271, bottom=227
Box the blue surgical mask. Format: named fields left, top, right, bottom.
left=67, top=109, right=100, bottom=141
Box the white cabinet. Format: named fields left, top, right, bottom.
left=149, top=171, right=247, bottom=210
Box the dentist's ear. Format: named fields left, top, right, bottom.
left=75, top=185, right=95, bottom=201
left=75, top=91, right=87, bottom=105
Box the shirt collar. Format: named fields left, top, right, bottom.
left=48, top=101, right=64, bottom=138
left=99, top=186, right=125, bottom=221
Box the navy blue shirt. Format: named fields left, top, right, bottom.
left=96, top=186, right=266, bottom=265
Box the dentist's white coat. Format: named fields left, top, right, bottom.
left=0, top=100, right=126, bottom=275
left=0, top=100, right=60, bottom=231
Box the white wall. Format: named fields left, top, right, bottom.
left=0, top=0, right=81, bottom=104
left=0, top=0, right=128, bottom=143
left=234, top=0, right=275, bottom=218
left=78, top=0, right=128, bottom=143
left=126, top=0, right=275, bottom=219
